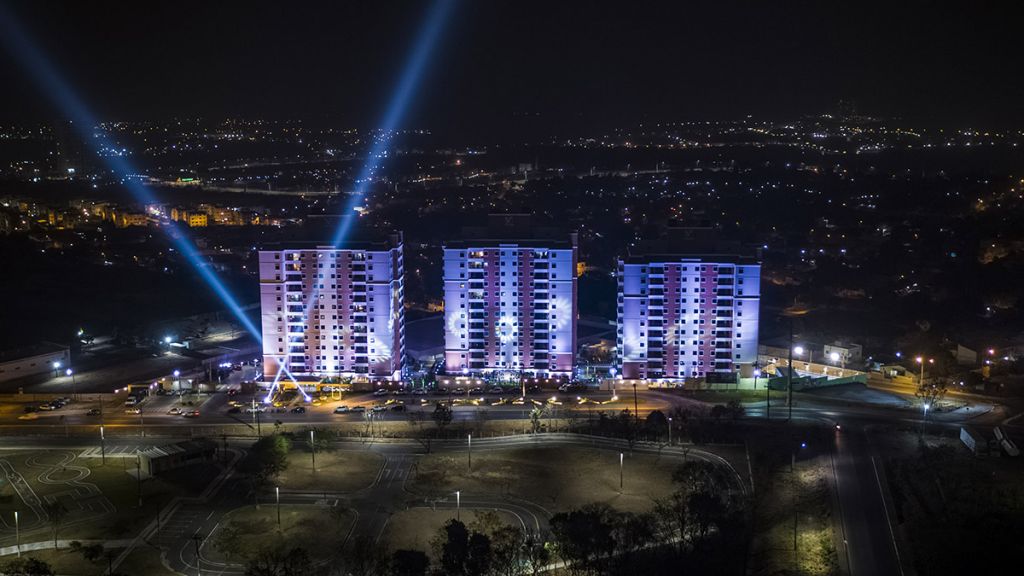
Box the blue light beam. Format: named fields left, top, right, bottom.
left=0, top=5, right=261, bottom=341
left=330, top=0, right=454, bottom=247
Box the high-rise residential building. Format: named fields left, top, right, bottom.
left=443, top=215, right=577, bottom=377
left=617, top=227, right=760, bottom=381
left=258, top=232, right=405, bottom=381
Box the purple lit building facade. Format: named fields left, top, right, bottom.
left=259, top=234, right=405, bottom=381
left=617, top=253, right=760, bottom=381
left=443, top=216, right=577, bottom=377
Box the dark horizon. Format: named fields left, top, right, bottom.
left=1, top=0, right=1023, bottom=136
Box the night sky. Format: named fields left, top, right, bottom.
left=1, top=0, right=1022, bottom=136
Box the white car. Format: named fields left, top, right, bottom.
left=245, top=406, right=267, bottom=414
left=333, top=406, right=350, bottom=414
left=167, top=407, right=182, bottom=415
left=125, top=407, right=141, bottom=415
left=371, top=405, right=387, bottom=412
left=412, top=388, right=429, bottom=395
left=373, top=389, right=390, bottom=396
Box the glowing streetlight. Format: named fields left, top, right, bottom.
left=52, top=361, right=61, bottom=377
left=467, top=433, right=472, bottom=470
left=14, top=511, right=19, bottom=557
left=829, top=352, right=840, bottom=363
left=275, top=486, right=281, bottom=529
left=455, top=490, right=461, bottom=521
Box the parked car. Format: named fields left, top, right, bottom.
left=245, top=406, right=267, bottom=414
left=333, top=406, right=350, bottom=413
left=373, top=389, right=390, bottom=396
left=182, top=410, right=200, bottom=418
left=488, top=386, right=504, bottom=394
left=86, top=408, right=101, bottom=416
left=350, top=406, right=366, bottom=413
left=167, top=407, right=183, bottom=415
left=38, top=403, right=54, bottom=411
left=390, top=404, right=406, bottom=412
left=291, top=406, right=306, bottom=413
left=469, top=387, right=484, bottom=394
left=371, top=405, right=387, bottom=412
left=23, top=405, right=38, bottom=413
left=412, top=388, right=429, bottom=395
left=453, top=388, right=466, bottom=396
left=125, top=407, right=141, bottom=414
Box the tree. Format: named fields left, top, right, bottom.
left=671, top=460, right=729, bottom=498
left=466, top=532, right=492, bottom=576
left=550, top=504, right=618, bottom=575
left=242, top=434, right=291, bottom=486
left=529, top=407, right=544, bottom=434
left=652, top=491, right=688, bottom=556
left=435, top=519, right=470, bottom=576
left=0, top=558, right=55, bottom=576
left=42, top=500, right=69, bottom=550
left=390, top=550, right=429, bottom=576
left=688, top=490, right=726, bottom=541
left=342, top=534, right=389, bottom=576
left=406, top=409, right=434, bottom=453
left=916, top=376, right=949, bottom=410
left=244, top=546, right=313, bottom=576
left=489, top=525, right=527, bottom=576
left=433, top=403, right=453, bottom=436
left=725, top=400, right=745, bottom=420
left=521, top=530, right=550, bottom=576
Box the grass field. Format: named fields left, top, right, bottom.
left=409, top=446, right=680, bottom=514
left=276, top=449, right=383, bottom=493
left=209, top=504, right=353, bottom=564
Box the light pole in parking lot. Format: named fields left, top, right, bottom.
left=66, top=368, right=77, bottom=400
left=52, top=361, right=61, bottom=378
left=455, top=490, right=461, bottom=521
left=467, top=433, right=472, bottom=470
left=99, top=425, right=106, bottom=465
left=667, top=417, right=673, bottom=445
left=276, top=486, right=281, bottom=530
left=14, top=511, right=19, bottom=557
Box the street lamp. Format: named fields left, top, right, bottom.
left=619, top=452, right=624, bottom=492
left=829, top=351, right=840, bottom=364
left=14, top=511, right=19, bottom=558
left=667, top=417, right=673, bottom=445
left=467, top=433, right=472, bottom=470
left=275, top=486, right=281, bottom=530
left=455, top=490, right=461, bottom=521
left=921, top=403, right=931, bottom=436
left=309, top=430, right=316, bottom=472
left=52, top=361, right=61, bottom=377
left=66, top=368, right=77, bottom=400
left=173, top=370, right=181, bottom=392
left=99, top=425, right=106, bottom=465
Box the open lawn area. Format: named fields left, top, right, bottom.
left=409, top=446, right=681, bottom=514
left=0, top=450, right=220, bottom=544
left=277, top=449, right=383, bottom=492
left=209, top=504, right=354, bottom=564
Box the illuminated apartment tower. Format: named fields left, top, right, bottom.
left=617, top=236, right=760, bottom=380
left=443, top=215, right=577, bottom=377
left=259, top=233, right=404, bottom=381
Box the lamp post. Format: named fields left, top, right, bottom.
left=467, top=433, right=472, bottom=470
left=667, top=417, right=673, bottom=445
left=309, top=430, right=316, bottom=473
left=455, top=490, right=461, bottom=521
left=173, top=369, right=181, bottom=393
left=276, top=486, right=281, bottom=530
left=14, top=511, right=19, bottom=557
left=632, top=382, right=639, bottom=425
left=100, top=425, right=106, bottom=465
left=52, top=361, right=61, bottom=378
left=66, top=368, right=77, bottom=400
left=921, top=403, right=931, bottom=437
left=614, top=450, right=622, bottom=491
